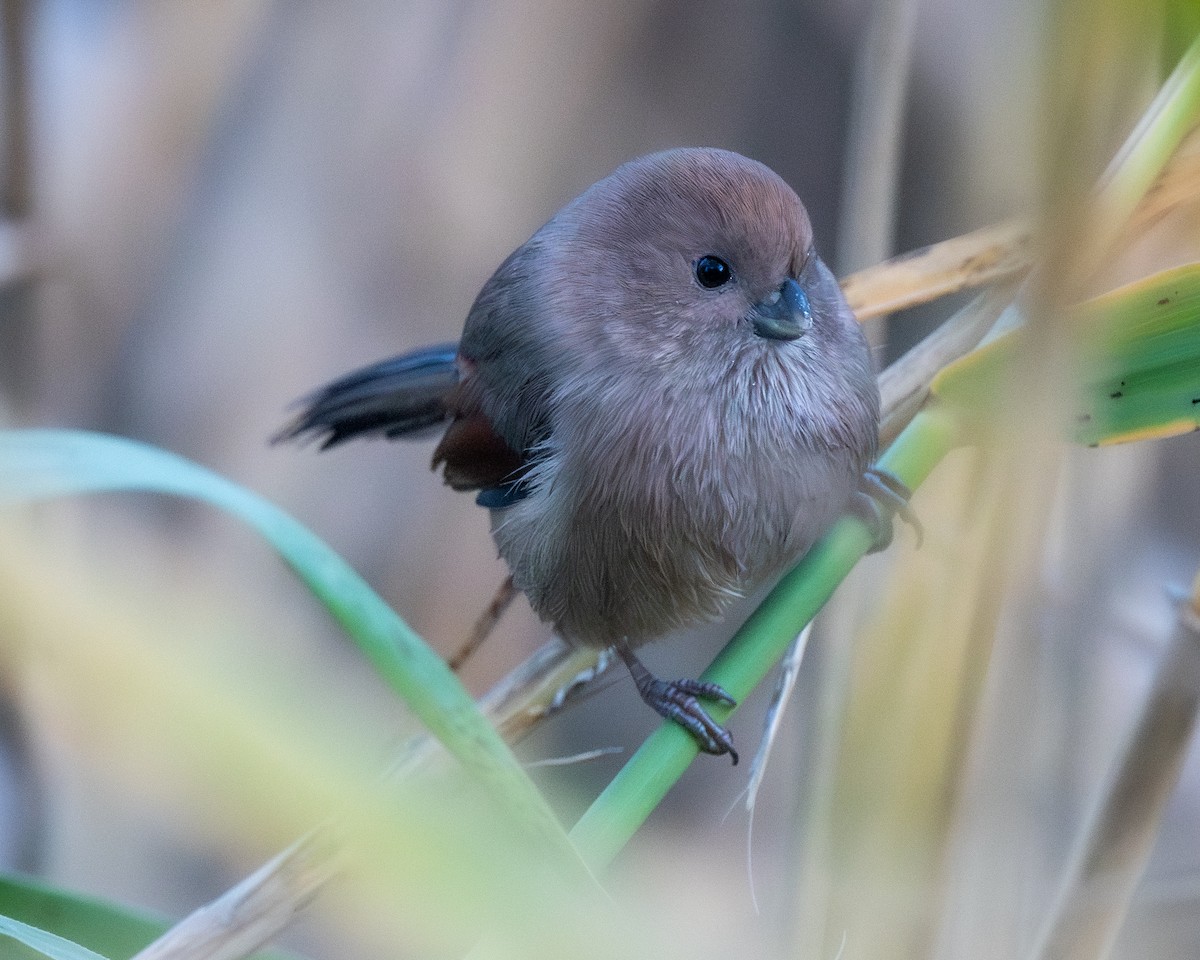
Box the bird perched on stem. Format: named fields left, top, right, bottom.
left=278, top=148, right=896, bottom=764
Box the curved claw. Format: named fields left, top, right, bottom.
left=619, top=650, right=739, bottom=764
left=855, top=467, right=923, bottom=552
left=672, top=677, right=737, bottom=708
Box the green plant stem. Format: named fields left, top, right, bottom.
left=568, top=406, right=962, bottom=868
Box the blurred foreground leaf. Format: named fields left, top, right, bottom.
left=0, top=910, right=109, bottom=960
left=0, top=873, right=300, bottom=960
left=0, top=873, right=161, bottom=960
left=0, top=431, right=591, bottom=889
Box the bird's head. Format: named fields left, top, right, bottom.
left=546, top=148, right=847, bottom=367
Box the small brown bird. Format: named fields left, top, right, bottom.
left=279, top=148, right=893, bottom=763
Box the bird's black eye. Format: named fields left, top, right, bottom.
left=694, top=255, right=732, bottom=289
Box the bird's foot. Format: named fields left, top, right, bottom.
left=619, top=649, right=738, bottom=764
left=852, top=466, right=923, bottom=553
left=642, top=678, right=739, bottom=763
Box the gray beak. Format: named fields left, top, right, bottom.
left=749, top=277, right=813, bottom=341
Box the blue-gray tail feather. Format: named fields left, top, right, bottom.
left=274, top=343, right=460, bottom=449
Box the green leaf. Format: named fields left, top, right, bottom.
left=0, top=431, right=593, bottom=890
left=0, top=872, right=302, bottom=960
left=932, top=262, right=1200, bottom=445
left=0, top=910, right=111, bottom=960
left=1076, top=261, right=1200, bottom=444
left=1164, top=0, right=1200, bottom=68
left=0, top=874, right=161, bottom=960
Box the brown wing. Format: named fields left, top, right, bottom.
left=432, top=372, right=527, bottom=492
left=433, top=240, right=556, bottom=501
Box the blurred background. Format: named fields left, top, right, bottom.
left=1, top=0, right=1199, bottom=958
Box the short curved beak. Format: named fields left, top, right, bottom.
left=748, top=277, right=813, bottom=341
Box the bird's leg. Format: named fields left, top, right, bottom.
left=851, top=466, right=923, bottom=553
left=617, top=647, right=739, bottom=764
